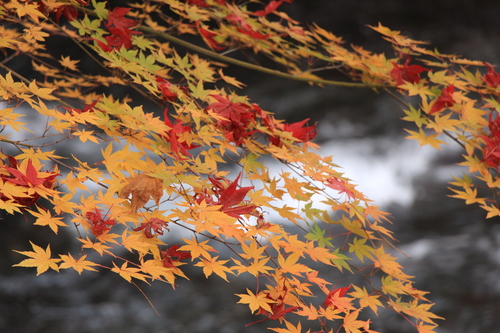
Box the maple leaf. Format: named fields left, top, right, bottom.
left=197, top=23, right=226, bottom=51
left=270, top=118, right=317, bottom=146
left=197, top=173, right=257, bottom=218
left=97, top=27, right=140, bottom=51
left=59, top=253, right=98, bottom=274
left=349, top=286, right=383, bottom=315
left=119, top=173, right=163, bottom=212
left=161, top=244, right=191, bottom=268
left=59, top=55, right=80, bottom=71
left=246, top=288, right=301, bottom=326
left=133, top=217, right=169, bottom=238
left=429, top=85, right=456, bottom=114
left=391, top=61, right=429, bottom=86
left=14, top=241, right=61, bottom=275
left=326, top=177, right=354, bottom=200
left=214, top=173, right=256, bottom=218
left=1, top=158, right=59, bottom=207
left=322, top=285, right=353, bottom=310
left=107, top=7, right=136, bottom=30
left=62, top=96, right=101, bottom=114
left=194, top=256, right=233, bottom=281
left=206, top=95, right=256, bottom=144
left=483, top=63, right=500, bottom=88
left=156, top=78, right=178, bottom=102
left=237, top=288, right=275, bottom=314
left=111, top=261, right=148, bottom=283
left=343, top=310, right=368, bottom=333
left=162, top=109, right=199, bottom=159
left=29, top=205, right=67, bottom=234
left=251, top=0, right=291, bottom=16
left=86, top=208, right=116, bottom=236
left=5, top=159, right=53, bottom=186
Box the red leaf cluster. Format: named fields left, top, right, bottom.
left=133, top=218, right=169, bottom=238
left=197, top=23, right=226, bottom=51
left=195, top=173, right=256, bottom=218
left=226, top=14, right=270, bottom=40
left=481, top=112, right=500, bottom=168
left=86, top=209, right=116, bottom=236
left=207, top=95, right=258, bottom=145
left=0, top=157, right=59, bottom=207
left=483, top=63, right=500, bottom=88
left=248, top=289, right=300, bottom=326
left=161, top=109, right=200, bottom=159
left=156, top=77, right=178, bottom=103
left=429, top=85, right=456, bottom=114
left=161, top=245, right=191, bottom=268
left=96, top=7, right=140, bottom=52
left=36, top=0, right=88, bottom=23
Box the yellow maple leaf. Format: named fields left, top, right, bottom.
left=111, top=261, right=148, bottom=283
left=349, top=286, right=383, bottom=315
left=28, top=206, right=67, bottom=234
left=59, top=253, right=98, bottom=274
left=236, top=288, right=274, bottom=314
left=59, top=55, right=80, bottom=71
left=342, top=310, right=367, bottom=333
left=179, top=237, right=216, bottom=259
left=79, top=237, right=113, bottom=256
left=194, top=256, right=233, bottom=281
left=405, top=128, right=445, bottom=150
left=28, top=80, right=57, bottom=100
left=14, top=242, right=61, bottom=275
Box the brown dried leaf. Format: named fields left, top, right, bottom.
left=119, top=174, right=163, bottom=212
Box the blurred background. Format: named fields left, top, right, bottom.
left=1, top=1, right=500, bottom=332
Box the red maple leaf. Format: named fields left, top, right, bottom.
left=133, top=218, right=169, bottom=238
left=107, top=7, right=136, bottom=30
left=97, top=27, right=140, bottom=52
left=161, top=244, right=191, bottom=268
left=483, top=63, right=500, bottom=88
left=207, top=95, right=257, bottom=144
left=429, top=85, right=456, bottom=114
left=390, top=61, right=429, bottom=86
left=247, top=291, right=300, bottom=326
left=215, top=173, right=256, bottom=218
left=322, top=285, right=352, bottom=308
left=227, top=13, right=270, bottom=39
left=197, top=23, right=226, bottom=51
left=1, top=157, right=59, bottom=207
left=37, top=0, right=88, bottom=23
left=326, top=177, right=354, bottom=200
left=269, top=118, right=317, bottom=146
left=86, top=209, right=116, bottom=236
left=251, top=0, right=292, bottom=16
left=196, top=173, right=256, bottom=218
left=156, top=77, right=178, bottom=102
left=4, top=159, right=59, bottom=190
left=161, top=109, right=200, bottom=159
left=481, top=112, right=500, bottom=168
left=62, top=97, right=101, bottom=114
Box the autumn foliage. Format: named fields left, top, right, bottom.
left=2, top=0, right=500, bottom=332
